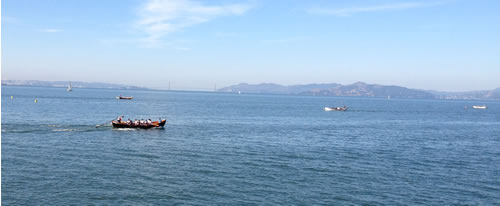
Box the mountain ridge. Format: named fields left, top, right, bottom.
left=219, top=82, right=500, bottom=100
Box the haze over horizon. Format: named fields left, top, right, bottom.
left=2, top=0, right=499, bottom=92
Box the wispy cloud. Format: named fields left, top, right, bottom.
left=39, top=29, right=63, bottom=33
left=136, top=0, right=253, bottom=47
left=308, top=1, right=452, bottom=16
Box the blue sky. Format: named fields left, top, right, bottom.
left=2, top=0, right=499, bottom=91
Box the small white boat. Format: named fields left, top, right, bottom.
left=324, top=106, right=348, bottom=111
left=472, top=105, right=487, bottom=109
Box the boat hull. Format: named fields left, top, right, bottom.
left=116, top=96, right=133, bottom=100
left=324, top=106, right=348, bottom=111
left=112, top=120, right=166, bottom=129
left=472, top=105, right=487, bottom=109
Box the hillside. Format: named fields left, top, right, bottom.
left=219, top=82, right=435, bottom=99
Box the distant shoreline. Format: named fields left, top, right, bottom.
left=218, top=82, right=500, bottom=101
left=1, top=80, right=147, bottom=91
left=3, top=84, right=500, bottom=102
left=1, top=84, right=151, bottom=91
left=3, top=80, right=499, bottom=101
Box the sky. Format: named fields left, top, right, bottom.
left=2, top=0, right=500, bottom=91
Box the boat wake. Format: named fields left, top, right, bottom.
left=52, top=128, right=81, bottom=132
left=113, top=128, right=136, bottom=131
left=1, top=123, right=115, bottom=134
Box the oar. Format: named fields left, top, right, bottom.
left=96, top=120, right=113, bottom=128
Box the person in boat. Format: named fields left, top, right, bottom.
left=117, top=116, right=123, bottom=123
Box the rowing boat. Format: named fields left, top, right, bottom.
left=112, top=119, right=166, bottom=129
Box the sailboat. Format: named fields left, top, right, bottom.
left=67, top=81, right=72, bottom=92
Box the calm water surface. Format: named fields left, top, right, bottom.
left=2, top=86, right=500, bottom=205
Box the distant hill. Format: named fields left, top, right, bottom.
left=1, top=80, right=146, bottom=90
left=219, top=82, right=435, bottom=99
left=219, top=82, right=500, bottom=100
left=487, top=88, right=500, bottom=99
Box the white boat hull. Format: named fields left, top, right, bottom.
left=324, top=106, right=348, bottom=111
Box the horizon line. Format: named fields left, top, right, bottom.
left=2, top=79, right=498, bottom=93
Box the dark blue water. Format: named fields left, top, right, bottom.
left=2, top=86, right=500, bottom=205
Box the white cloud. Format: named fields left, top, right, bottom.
left=136, top=0, right=252, bottom=47
left=308, top=1, right=452, bottom=16
left=39, top=29, right=63, bottom=33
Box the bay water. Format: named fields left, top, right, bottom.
left=2, top=86, right=500, bottom=205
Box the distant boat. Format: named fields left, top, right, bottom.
left=324, top=106, right=348, bottom=111
left=116, top=95, right=133, bottom=100
left=472, top=105, right=487, bottom=109
left=67, top=82, right=72, bottom=92
left=387, top=96, right=391, bottom=100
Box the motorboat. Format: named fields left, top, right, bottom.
left=324, top=106, right=348, bottom=111
left=116, top=95, right=133, bottom=100
left=472, top=105, right=487, bottom=109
